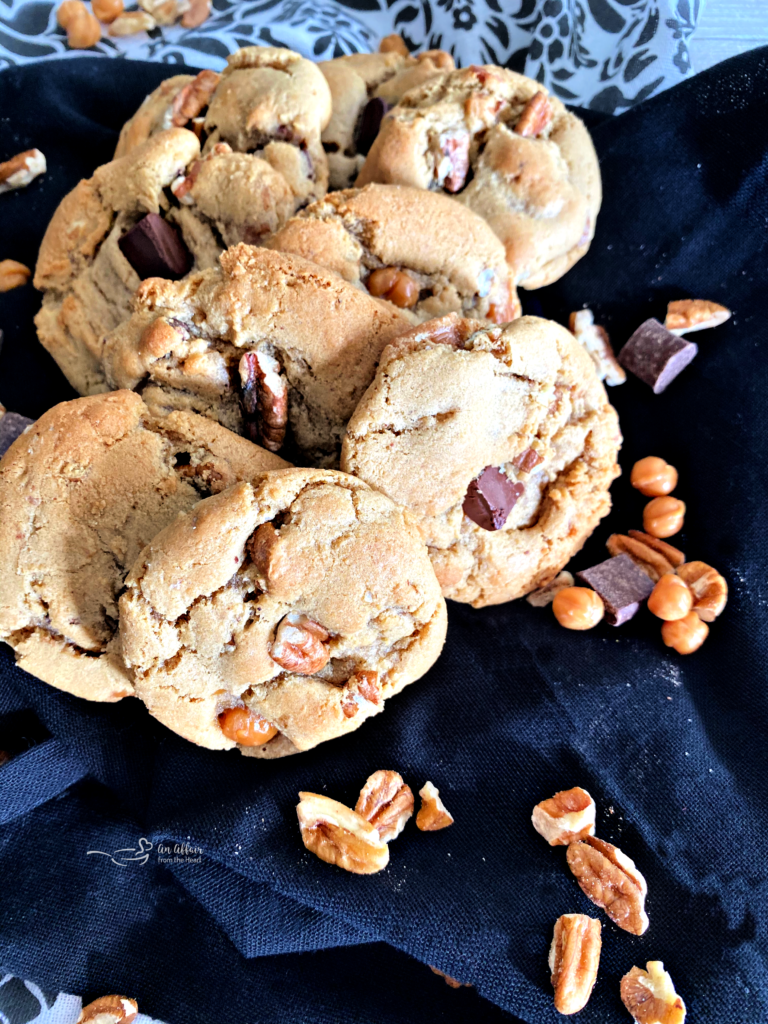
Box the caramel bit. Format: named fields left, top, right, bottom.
left=630, top=456, right=678, bottom=497
left=355, top=770, right=414, bottom=841
left=647, top=574, right=693, bottom=622
left=532, top=787, right=596, bottom=846
left=367, top=266, right=420, bottom=308
left=296, top=792, right=389, bottom=874
left=566, top=835, right=649, bottom=935
left=514, top=92, right=553, bottom=137
left=621, top=962, right=686, bottom=1024
left=271, top=613, right=330, bottom=675
left=379, top=32, right=409, bottom=56
left=664, top=298, right=730, bottom=336
left=0, top=259, right=32, bottom=292
left=643, top=496, right=685, bottom=539
left=218, top=707, right=278, bottom=746
left=661, top=610, right=708, bottom=655
left=552, top=587, right=604, bottom=631
left=549, top=914, right=601, bottom=1015
left=416, top=781, right=454, bottom=831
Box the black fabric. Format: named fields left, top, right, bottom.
left=1, top=51, right=768, bottom=1024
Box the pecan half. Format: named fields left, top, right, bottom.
left=606, top=532, right=684, bottom=583
left=271, top=613, right=330, bottom=674
left=664, top=298, right=730, bottom=336
left=514, top=92, right=553, bottom=137
left=171, top=68, right=220, bottom=127
left=77, top=995, right=138, bottom=1024
left=238, top=350, right=288, bottom=452
left=436, top=132, right=470, bottom=192
left=356, top=770, right=414, bottom=841
left=569, top=309, right=626, bottom=387
left=416, top=781, right=454, bottom=831
left=676, top=561, right=728, bottom=622
left=109, top=10, right=156, bottom=34
left=296, top=792, right=389, bottom=874
left=621, top=962, right=686, bottom=1024
left=532, top=787, right=595, bottom=846
left=549, top=914, right=601, bottom=1015
left=526, top=571, right=575, bottom=608
left=0, top=148, right=46, bottom=194
left=341, top=670, right=381, bottom=719
left=0, top=259, right=31, bottom=292
left=566, top=836, right=649, bottom=935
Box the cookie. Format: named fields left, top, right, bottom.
left=119, top=469, right=447, bottom=757
left=266, top=183, right=520, bottom=324
left=34, top=129, right=297, bottom=396
left=0, top=391, right=288, bottom=702
left=356, top=66, right=602, bottom=289
left=319, top=49, right=453, bottom=189
left=115, top=48, right=332, bottom=207
left=341, top=314, right=621, bottom=608
left=102, top=244, right=411, bottom=465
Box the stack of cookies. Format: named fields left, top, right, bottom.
left=0, top=39, right=620, bottom=758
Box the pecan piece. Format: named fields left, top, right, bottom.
left=356, top=770, right=414, bottom=841
left=676, top=561, right=728, bottom=622
left=171, top=68, right=220, bottom=127
left=271, top=613, right=330, bottom=674
left=0, top=259, right=31, bottom=292
left=341, top=670, right=381, bottom=718
left=436, top=132, right=470, bottom=192
left=621, top=962, right=686, bottom=1024
left=549, top=914, right=601, bottom=1015
left=514, top=92, right=553, bottom=137
left=0, top=148, right=46, bottom=194
left=182, top=0, right=210, bottom=27
left=139, top=0, right=188, bottom=25
left=416, top=781, right=454, bottom=831
left=606, top=532, right=683, bottom=583
left=566, top=836, right=649, bottom=935
left=109, top=10, right=156, bottom=34
left=532, top=787, right=595, bottom=846
left=429, top=966, right=471, bottom=988
left=569, top=309, right=626, bottom=386
left=526, top=571, right=575, bottom=607
left=296, top=792, right=389, bottom=874
left=514, top=447, right=544, bottom=473
left=76, top=995, right=138, bottom=1024
left=238, top=350, right=288, bottom=452
left=664, top=298, right=730, bottom=336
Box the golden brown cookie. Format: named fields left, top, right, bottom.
left=319, top=49, right=453, bottom=189
left=119, top=469, right=447, bottom=757
left=356, top=65, right=601, bottom=289
left=34, top=129, right=296, bottom=396
left=266, top=183, right=520, bottom=324
left=0, top=391, right=288, bottom=702
left=102, top=244, right=411, bottom=465
left=341, top=315, right=621, bottom=607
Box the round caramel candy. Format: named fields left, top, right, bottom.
left=218, top=707, right=278, bottom=745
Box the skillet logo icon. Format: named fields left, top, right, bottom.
left=87, top=837, right=153, bottom=867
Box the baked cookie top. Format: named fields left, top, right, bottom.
left=356, top=65, right=602, bottom=289
left=0, top=390, right=288, bottom=702
left=319, top=49, right=453, bottom=189
left=341, top=314, right=621, bottom=608
left=119, top=469, right=447, bottom=757
left=102, top=244, right=411, bottom=465
left=266, top=183, right=520, bottom=324
left=34, top=129, right=297, bottom=396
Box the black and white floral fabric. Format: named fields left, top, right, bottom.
left=0, top=0, right=702, bottom=112
left=0, top=972, right=165, bottom=1024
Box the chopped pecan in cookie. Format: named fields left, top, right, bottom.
left=238, top=350, right=289, bottom=453
left=514, top=92, right=553, bottom=137
left=271, top=613, right=331, bottom=675
left=171, top=69, right=220, bottom=127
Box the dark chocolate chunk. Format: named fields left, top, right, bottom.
left=618, top=318, right=698, bottom=393
left=0, top=412, right=34, bottom=459
left=576, top=554, right=654, bottom=626
left=118, top=213, right=192, bottom=281
left=354, top=97, right=390, bottom=156
left=463, top=466, right=524, bottom=531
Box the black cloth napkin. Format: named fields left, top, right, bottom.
left=1, top=50, right=768, bottom=1024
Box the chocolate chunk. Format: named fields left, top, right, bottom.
left=354, top=98, right=390, bottom=156
left=118, top=213, right=192, bottom=281
left=618, top=318, right=698, bottom=394
left=463, top=466, right=524, bottom=531
left=0, top=412, right=34, bottom=459
left=576, top=554, right=654, bottom=626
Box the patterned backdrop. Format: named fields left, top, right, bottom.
left=0, top=0, right=703, bottom=112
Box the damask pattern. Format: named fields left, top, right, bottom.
left=0, top=0, right=702, bottom=111
left=0, top=972, right=165, bottom=1024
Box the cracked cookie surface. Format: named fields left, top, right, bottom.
left=319, top=49, right=453, bottom=189
left=119, top=468, right=447, bottom=757
left=102, top=244, right=412, bottom=466
left=266, top=183, right=520, bottom=324
left=341, top=315, right=621, bottom=607
left=356, top=65, right=601, bottom=289
left=0, top=390, right=288, bottom=701
left=34, top=129, right=298, bottom=396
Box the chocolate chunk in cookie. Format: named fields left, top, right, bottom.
left=463, top=467, right=524, bottom=531
left=118, top=213, right=192, bottom=280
